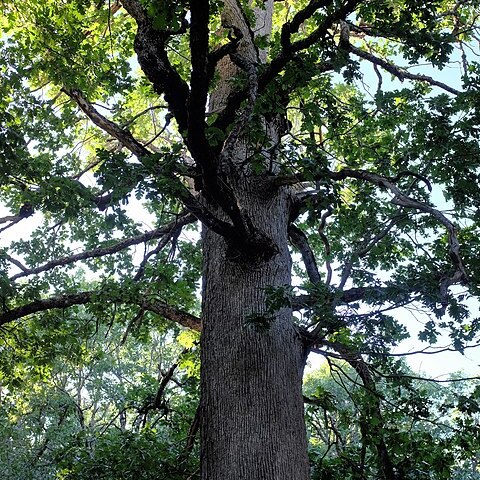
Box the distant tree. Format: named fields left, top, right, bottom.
left=304, top=361, right=480, bottom=480
left=1, top=1, right=480, bottom=479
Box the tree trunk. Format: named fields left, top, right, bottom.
left=200, top=178, right=310, bottom=480
left=198, top=1, right=310, bottom=477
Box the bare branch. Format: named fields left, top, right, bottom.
left=184, top=404, right=200, bottom=456
left=3, top=254, right=28, bottom=273
left=137, top=351, right=189, bottom=419
left=10, top=213, right=196, bottom=281
left=133, top=222, right=183, bottom=281
left=347, top=43, right=461, bottom=95
left=121, top=104, right=168, bottom=129
left=288, top=225, right=322, bottom=284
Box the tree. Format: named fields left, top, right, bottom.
left=303, top=361, right=480, bottom=480
left=1, top=0, right=480, bottom=479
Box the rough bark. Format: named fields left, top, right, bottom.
left=197, top=1, right=311, bottom=477
left=198, top=1, right=311, bottom=477
left=200, top=179, right=310, bottom=480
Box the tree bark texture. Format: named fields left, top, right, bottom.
left=199, top=1, right=310, bottom=478
left=200, top=179, right=310, bottom=480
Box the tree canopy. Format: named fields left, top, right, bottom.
left=1, top=0, right=480, bottom=479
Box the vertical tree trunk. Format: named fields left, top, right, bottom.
left=199, top=2, right=310, bottom=477
left=200, top=179, right=310, bottom=480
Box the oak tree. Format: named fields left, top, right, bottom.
left=1, top=1, right=480, bottom=479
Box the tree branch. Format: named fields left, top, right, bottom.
left=318, top=206, right=333, bottom=286
left=0, top=203, right=34, bottom=230
left=62, top=88, right=151, bottom=158
left=213, top=0, right=361, bottom=132
left=121, top=0, right=190, bottom=132
left=188, top=0, right=210, bottom=155
left=9, top=213, right=196, bottom=281
left=347, top=43, right=461, bottom=95
left=291, top=285, right=395, bottom=311
left=329, top=169, right=468, bottom=301
left=186, top=0, right=252, bottom=232
left=325, top=342, right=397, bottom=480
left=288, top=224, right=322, bottom=284
left=338, top=213, right=407, bottom=290
left=0, top=290, right=202, bottom=331
left=279, top=168, right=468, bottom=307
left=63, top=88, right=236, bottom=238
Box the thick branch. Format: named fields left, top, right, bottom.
left=291, top=286, right=394, bottom=310
left=63, top=88, right=236, bottom=238
left=279, top=168, right=468, bottom=306
left=280, top=0, right=332, bottom=50
left=288, top=225, right=322, bottom=284
left=121, top=0, right=190, bottom=131
left=0, top=291, right=202, bottom=331
left=327, top=342, right=397, bottom=480
left=0, top=292, right=94, bottom=325
left=207, top=38, right=242, bottom=82
left=188, top=0, right=210, bottom=152
left=213, top=0, right=361, bottom=132
left=186, top=0, right=251, bottom=232
left=62, top=88, right=151, bottom=158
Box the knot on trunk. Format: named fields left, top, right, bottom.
left=225, top=230, right=278, bottom=263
